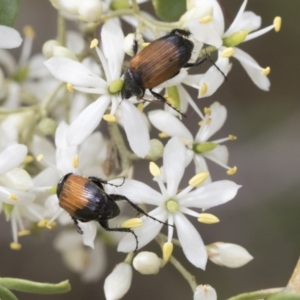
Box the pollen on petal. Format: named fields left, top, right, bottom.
left=261, top=67, right=271, bottom=76
left=158, top=132, right=169, bottom=138
left=18, top=230, right=31, bottom=237
left=274, top=16, right=282, bottom=32
left=103, top=114, right=117, bottom=122
left=229, top=135, right=237, bottom=141
left=122, top=218, right=143, bottom=229
left=227, top=166, right=237, bottom=175
left=220, top=47, right=235, bottom=58
left=72, top=155, right=79, bottom=168
left=149, top=162, right=161, bottom=177
left=38, top=219, right=56, bottom=229
left=23, top=25, right=35, bottom=38
left=198, top=213, right=220, bottom=224
left=9, top=194, right=18, bottom=201
left=199, top=83, right=208, bottom=96
left=10, top=242, right=22, bottom=250
left=199, top=15, right=213, bottom=24
left=90, top=38, right=99, bottom=49
left=137, top=103, right=144, bottom=112
left=66, top=82, right=74, bottom=92
left=163, top=242, right=173, bottom=261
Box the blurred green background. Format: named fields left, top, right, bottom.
left=0, top=0, right=299, bottom=299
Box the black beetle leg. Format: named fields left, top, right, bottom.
left=88, top=176, right=125, bottom=188
left=71, top=216, right=83, bottom=234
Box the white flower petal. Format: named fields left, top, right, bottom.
left=0, top=25, right=22, bottom=49
left=67, top=96, right=111, bottom=146
left=233, top=47, right=270, bottom=90
left=158, top=69, right=188, bottom=88
left=67, top=30, right=85, bottom=54
left=193, top=155, right=212, bottom=184
left=164, top=137, right=186, bottom=196
left=28, top=54, right=50, bottom=78
left=0, top=49, right=17, bottom=74
left=31, top=135, right=56, bottom=165
left=112, top=179, right=163, bottom=206
left=101, top=19, right=124, bottom=79
left=44, top=57, right=106, bottom=88
left=120, top=100, right=150, bottom=158
left=180, top=180, right=241, bottom=209
left=79, top=221, right=98, bottom=249
left=194, top=284, right=217, bottom=300
left=174, top=213, right=207, bottom=269
left=0, top=144, right=27, bottom=175
left=0, top=168, right=33, bottom=190
left=202, top=145, right=229, bottom=165
left=0, top=187, right=35, bottom=205
left=148, top=110, right=193, bottom=141
left=195, top=102, right=227, bottom=142
left=118, top=207, right=166, bottom=252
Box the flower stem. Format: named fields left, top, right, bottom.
left=0, top=285, right=18, bottom=300
left=226, top=288, right=283, bottom=300
left=57, top=13, right=66, bottom=46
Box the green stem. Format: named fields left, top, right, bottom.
left=57, top=13, right=66, bottom=46
left=226, top=288, right=283, bottom=300
left=124, top=252, right=134, bottom=264
left=0, top=285, right=18, bottom=300
left=0, top=278, right=70, bottom=295
left=287, top=256, right=300, bottom=292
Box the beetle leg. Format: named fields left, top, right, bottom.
left=99, top=220, right=139, bottom=252
left=133, top=39, right=138, bottom=56
left=184, top=56, right=207, bottom=68
left=71, top=216, right=83, bottom=234
left=109, top=194, right=174, bottom=228
left=88, top=176, right=125, bottom=188
left=149, top=89, right=186, bottom=118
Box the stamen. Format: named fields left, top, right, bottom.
left=163, top=242, right=173, bottom=261
left=90, top=39, right=99, bottom=48
left=227, top=166, right=237, bottom=175
left=274, top=16, right=282, bottom=32
left=199, top=83, right=208, bottom=96
left=23, top=25, right=35, bottom=38
left=204, top=107, right=211, bottom=115
left=103, top=114, right=117, bottom=122
left=23, top=155, right=34, bottom=164
left=10, top=242, right=22, bottom=250
left=198, top=213, right=220, bottom=224
left=38, top=219, right=56, bottom=229
left=164, top=94, right=175, bottom=106
left=149, top=162, right=161, bottom=177
left=261, top=67, right=271, bottom=76
left=8, top=194, right=18, bottom=201
left=142, top=42, right=150, bottom=48
left=36, top=154, right=44, bottom=162
left=220, top=47, right=235, bottom=58
left=189, top=172, right=209, bottom=187
left=137, top=103, right=144, bottom=112
left=18, top=230, right=31, bottom=237
left=72, top=155, right=79, bottom=168
left=199, top=15, right=213, bottom=24
left=229, top=135, right=237, bottom=141
left=158, top=132, right=169, bottom=138
left=66, top=83, right=74, bottom=92
left=122, top=218, right=143, bottom=229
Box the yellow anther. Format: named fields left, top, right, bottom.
left=198, top=120, right=204, bottom=126
left=227, top=166, right=237, bottom=175
left=199, top=15, right=213, bottom=24
left=10, top=242, right=22, bottom=250
left=198, top=213, right=220, bottom=224
left=23, top=155, right=34, bottom=164
left=18, top=230, right=31, bottom=237
left=103, top=114, right=117, bottom=122
left=206, top=118, right=212, bottom=124
left=274, top=16, right=282, bottom=32
left=137, top=102, right=144, bottom=112
left=229, top=135, right=237, bottom=141
left=90, top=39, right=99, bottom=49
left=36, top=154, right=44, bottom=162
left=122, top=218, right=143, bottom=229
left=220, top=47, right=235, bottom=58
left=261, top=67, right=271, bottom=76
left=8, top=194, right=18, bottom=201
left=72, top=155, right=79, bottom=168
left=158, top=132, right=169, bottom=139
left=199, top=83, right=208, bottom=96
left=163, top=242, right=173, bottom=261
left=149, top=162, right=161, bottom=177
left=189, top=172, right=209, bottom=187
left=23, top=25, right=35, bottom=38
left=37, top=219, right=56, bottom=229
left=66, top=82, right=74, bottom=92
left=142, top=42, right=150, bottom=48
left=204, top=107, right=211, bottom=115
left=164, top=94, right=175, bottom=106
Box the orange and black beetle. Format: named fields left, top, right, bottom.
left=57, top=173, right=169, bottom=250
left=121, top=29, right=205, bottom=114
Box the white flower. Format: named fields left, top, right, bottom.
left=207, top=242, right=253, bottom=268
left=194, top=285, right=217, bottom=300
left=112, top=136, right=241, bottom=269
left=0, top=25, right=22, bottom=49
left=44, top=19, right=150, bottom=157
left=149, top=102, right=236, bottom=183
left=133, top=251, right=162, bottom=275
left=104, top=262, right=132, bottom=300
left=193, top=0, right=281, bottom=97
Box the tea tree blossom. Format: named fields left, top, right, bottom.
left=149, top=102, right=236, bottom=182
left=111, top=137, right=241, bottom=269
left=0, top=25, right=22, bottom=49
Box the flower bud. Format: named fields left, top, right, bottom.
left=38, top=118, right=57, bottom=136
left=145, top=139, right=164, bottom=161
left=42, top=40, right=62, bottom=58
left=133, top=252, right=162, bottom=275
left=78, top=0, right=102, bottom=22
left=194, top=285, right=217, bottom=300
left=206, top=242, right=253, bottom=268
left=104, top=262, right=132, bottom=300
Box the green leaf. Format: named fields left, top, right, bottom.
left=152, top=0, right=186, bottom=22
left=0, top=285, right=18, bottom=300
left=269, top=293, right=300, bottom=300
left=0, top=0, right=20, bottom=26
